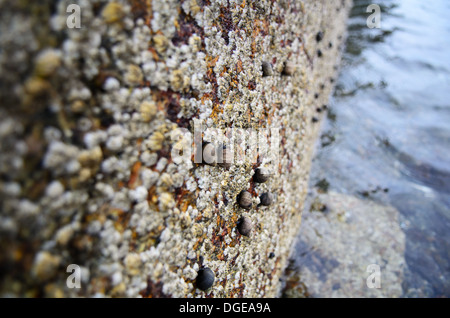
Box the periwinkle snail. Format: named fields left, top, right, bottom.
left=237, top=216, right=253, bottom=237
left=253, top=168, right=270, bottom=183
left=259, top=192, right=274, bottom=206
left=238, top=190, right=252, bottom=209
left=196, top=268, right=215, bottom=291
left=261, top=61, right=273, bottom=77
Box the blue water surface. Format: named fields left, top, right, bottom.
left=308, top=0, right=450, bottom=297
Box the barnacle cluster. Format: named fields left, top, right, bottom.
left=0, top=0, right=350, bottom=297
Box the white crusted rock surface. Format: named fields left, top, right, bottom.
left=0, top=0, right=350, bottom=297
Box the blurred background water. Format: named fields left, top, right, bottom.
left=284, top=0, right=450, bottom=297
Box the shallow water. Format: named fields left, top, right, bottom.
left=288, top=0, right=450, bottom=297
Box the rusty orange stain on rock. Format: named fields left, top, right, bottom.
left=236, top=60, right=243, bottom=74
left=128, top=161, right=142, bottom=188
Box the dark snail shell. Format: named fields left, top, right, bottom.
left=237, top=216, right=253, bottom=237
left=261, top=61, right=273, bottom=77
left=259, top=192, right=274, bottom=206
left=238, top=190, right=252, bottom=209
left=253, top=168, right=270, bottom=183
left=316, top=31, right=324, bottom=42
left=196, top=268, right=215, bottom=291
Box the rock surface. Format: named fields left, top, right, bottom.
left=0, top=0, right=350, bottom=297
left=282, top=191, right=406, bottom=298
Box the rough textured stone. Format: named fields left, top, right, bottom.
left=282, top=191, right=405, bottom=298
left=0, top=0, right=350, bottom=297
